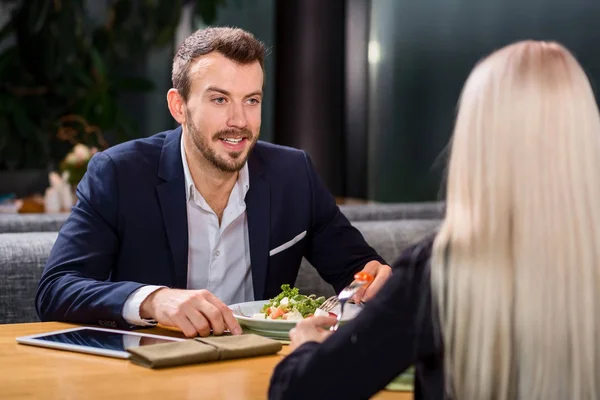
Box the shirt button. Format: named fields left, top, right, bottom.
left=214, top=250, right=220, bottom=257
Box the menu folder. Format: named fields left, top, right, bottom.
left=127, top=334, right=283, bottom=369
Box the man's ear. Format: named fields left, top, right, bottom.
left=167, top=88, right=186, bottom=124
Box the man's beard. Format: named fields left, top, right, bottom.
left=186, top=118, right=257, bottom=173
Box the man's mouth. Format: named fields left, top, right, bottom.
left=218, top=136, right=249, bottom=151
left=214, top=129, right=253, bottom=151
left=221, top=138, right=244, bottom=144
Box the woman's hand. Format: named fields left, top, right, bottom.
left=353, top=261, right=392, bottom=303
left=289, top=315, right=337, bottom=351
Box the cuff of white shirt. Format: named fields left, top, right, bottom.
left=122, top=285, right=166, bottom=326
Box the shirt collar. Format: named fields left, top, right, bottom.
left=180, top=134, right=250, bottom=203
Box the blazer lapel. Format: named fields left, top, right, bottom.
left=246, top=153, right=270, bottom=300
left=156, top=127, right=188, bottom=289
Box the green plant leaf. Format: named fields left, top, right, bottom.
left=86, top=90, right=119, bottom=130
left=0, top=0, right=200, bottom=170
left=73, top=68, right=95, bottom=88
left=28, top=0, right=50, bottom=34
left=89, top=48, right=107, bottom=84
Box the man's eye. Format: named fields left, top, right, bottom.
left=247, top=98, right=260, bottom=105
left=213, top=97, right=226, bottom=104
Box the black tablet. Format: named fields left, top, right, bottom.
left=16, top=326, right=184, bottom=359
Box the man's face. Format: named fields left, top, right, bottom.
left=182, top=52, right=263, bottom=173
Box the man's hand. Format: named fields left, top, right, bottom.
left=353, top=260, right=392, bottom=303
left=289, top=315, right=336, bottom=351
left=140, top=288, right=242, bottom=338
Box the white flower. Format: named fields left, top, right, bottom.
left=65, top=152, right=78, bottom=165
left=73, top=144, right=91, bottom=161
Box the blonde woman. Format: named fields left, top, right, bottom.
left=268, top=40, right=600, bottom=400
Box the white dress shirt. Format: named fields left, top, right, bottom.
left=122, top=137, right=254, bottom=326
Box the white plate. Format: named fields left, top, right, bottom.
left=229, top=300, right=363, bottom=340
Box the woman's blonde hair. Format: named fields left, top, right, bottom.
left=432, top=40, right=600, bottom=399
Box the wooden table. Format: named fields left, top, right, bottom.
left=0, top=322, right=412, bottom=399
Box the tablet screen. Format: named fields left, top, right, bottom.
left=32, top=328, right=179, bottom=352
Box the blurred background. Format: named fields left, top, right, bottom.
left=1, top=0, right=599, bottom=210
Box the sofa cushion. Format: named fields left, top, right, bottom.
left=353, top=219, right=440, bottom=264
left=0, top=204, right=443, bottom=233
left=0, top=232, right=58, bottom=323
left=0, top=219, right=441, bottom=323
left=339, top=202, right=445, bottom=221
left=294, top=219, right=441, bottom=298
left=0, top=213, right=69, bottom=233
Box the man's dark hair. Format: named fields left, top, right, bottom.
left=172, top=27, right=266, bottom=100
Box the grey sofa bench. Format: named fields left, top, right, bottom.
left=0, top=219, right=440, bottom=324
left=0, top=232, right=58, bottom=324
left=339, top=202, right=445, bottom=221
left=294, top=219, right=439, bottom=297
left=0, top=203, right=444, bottom=233
left=0, top=213, right=69, bottom=233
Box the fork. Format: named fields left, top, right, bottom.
left=318, top=296, right=339, bottom=312
left=324, top=271, right=375, bottom=332
left=234, top=306, right=250, bottom=318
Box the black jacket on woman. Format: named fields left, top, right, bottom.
left=268, top=235, right=446, bottom=400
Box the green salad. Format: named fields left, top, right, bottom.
left=253, top=284, right=327, bottom=320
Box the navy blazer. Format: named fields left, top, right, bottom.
left=36, top=127, right=385, bottom=329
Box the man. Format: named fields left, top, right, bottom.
left=36, top=27, right=391, bottom=338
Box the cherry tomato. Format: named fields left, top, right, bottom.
left=270, top=307, right=285, bottom=320
left=354, top=271, right=375, bottom=283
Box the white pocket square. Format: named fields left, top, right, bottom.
left=269, top=231, right=307, bottom=256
